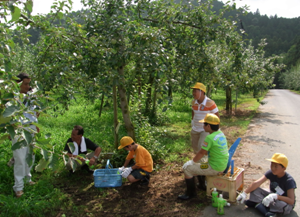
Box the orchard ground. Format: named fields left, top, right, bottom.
left=51, top=109, right=257, bottom=217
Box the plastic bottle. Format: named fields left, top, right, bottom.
left=217, top=194, right=227, bottom=215
left=212, top=188, right=219, bottom=208
left=85, top=160, right=95, bottom=169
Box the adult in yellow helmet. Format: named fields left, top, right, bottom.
left=118, top=136, right=153, bottom=185
left=190, top=82, right=220, bottom=190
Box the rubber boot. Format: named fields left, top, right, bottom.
left=197, top=175, right=206, bottom=190
left=178, top=178, right=196, bottom=200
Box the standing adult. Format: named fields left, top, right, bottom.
left=13, top=72, right=38, bottom=198
left=64, top=125, right=102, bottom=174
left=190, top=82, right=219, bottom=189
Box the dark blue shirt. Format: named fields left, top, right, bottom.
left=265, top=169, right=296, bottom=205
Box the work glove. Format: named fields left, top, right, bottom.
left=182, top=160, right=197, bottom=170
left=118, top=166, right=125, bottom=173
left=236, top=191, right=247, bottom=204
left=262, top=193, right=278, bottom=207
left=121, top=167, right=133, bottom=178
left=199, top=155, right=208, bottom=163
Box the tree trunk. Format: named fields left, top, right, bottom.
left=151, top=79, right=157, bottom=120
left=226, top=87, right=232, bottom=115
left=98, top=93, right=105, bottom=117
left=168, top=84, right=172, bottom=98
left=235, top=88, right=238, bottom=113
left=206, top=85, right=211, bottom=98
left=117, top=66, right=135, bottom=140
left=113, top=85, right=119, bottom=150
left=145, top=73, right=155, bottom=116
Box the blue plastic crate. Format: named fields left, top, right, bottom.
left=93, top=159, right=122, bottom=188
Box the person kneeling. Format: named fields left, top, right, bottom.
left=118, top=136, right=153, bottom=185
left=64, top=125, right=102, bottom=174
left=178, top=113, right=229, bottom=200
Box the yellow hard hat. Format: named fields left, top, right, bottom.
left=199, top=113, right=220, bottom=125
left=266, top=153, right=288, bottom=168
left=191, top=82, right=206, bottom=93
left=118, top=136, right=134, bottom=149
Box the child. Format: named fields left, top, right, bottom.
left=118, top=136, right=153, bottom=185
left=237, top=153, right=296, bottom=217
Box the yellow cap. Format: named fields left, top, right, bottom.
left=118, top=136, right=134, bottom=149
left=266, top=153, right=288, bottom=168
left=191, top=82, right=206, bottom=93
left=199, top=113, right=220, bottom=125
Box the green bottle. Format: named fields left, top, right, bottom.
left=217, top=194, right=227, bottom=215
left=212, top=188, right=219, bottom=208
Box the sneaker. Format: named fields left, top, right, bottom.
left=15, top=190, right=24, bottom=198
left=7, top=158, right=15, bottom=167
left=265, top=212, right=277, bottom=217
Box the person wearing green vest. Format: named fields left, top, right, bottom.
left=178, top=113, right=229, bottom=200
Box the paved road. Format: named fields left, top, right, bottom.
left=201, top=89, right=299, bottom=217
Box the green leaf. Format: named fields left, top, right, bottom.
left=0, top=115, right=11, bottom=125
left=58, top=12, right=63, bottom=19
left=5, top=60, right=12, bottom=72
left=22, top=130, right=32, bottom=145
left=3, top=105, right=19, bottom=118
left=2, top=92, right=14, bottom=100
left=75, top=158, right=83, bottom=165
left=35, top=158, right=49, bottom=172
left=25, top=0, right=33, bottom=13
left=63, top=154, right=68, bottom=165
left=35, top=81, right=43, bottom=90
left=36, top=137, right=51, bottom=145
left=45, top=91, right=54, bottom=95
left=162, top=106, right=167, bottom=112
left=67, top=142, right=75, bottom=153
left=41, top=149, right=49, bottom=161
left=7, top=40, right=15, bottom=49
left=26, top=151, right=34, bottom=167
left=70, top=158, right=77, bottom=172
left=12, top=140, right=26, bottom=150
left=48, top=153, right=59, bottom=171
left=7, top=126, right=15, bottom=140
left=0, top=134, right=9, bottom=143
left=11, top=6, right=21, bottom=22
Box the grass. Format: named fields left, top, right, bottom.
left=0, top=89, right=266, bottom=216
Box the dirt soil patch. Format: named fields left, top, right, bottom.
left=55, top=159, right=209, bottom=217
